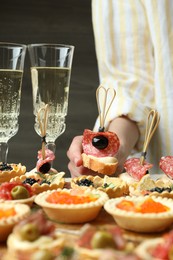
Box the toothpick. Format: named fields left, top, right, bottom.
left=37, top=104, right=49, bottom=160
left=96, top=85, right=116, bottom=131
left=140, top=109, right=160, bottom=165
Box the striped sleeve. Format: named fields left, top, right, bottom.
left=92, top=0, right=155, bottom=152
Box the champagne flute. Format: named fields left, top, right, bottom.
left=0, top=42, right=26, bottom=163
left=28, top=43, right=74, bottom=155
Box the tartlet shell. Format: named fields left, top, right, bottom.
left=71, top=175, right=129, bottom=198
left=0, top=163, right=26, bottom=183
left=130, top=185, right=173, bottom=199
left=104, top=196, right=173, bottom=233
left=7, top=233, right=65, bottom=253
left=34, top=188, right=109, bottom=224
left=11, top=172, right=65, bottom=194
left=71, top=175, right=103, bottom=189
left=129, top=174, right=173, bottom=199
left=6, top=232, right=65, bottom=260
left=0, top=196, right=36, bottom=207
left=135, top=238, right=163, bottom=260
left=0, top=203, right=31, bottom=241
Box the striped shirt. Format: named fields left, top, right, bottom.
left=92, top=0, right=173, bottom=174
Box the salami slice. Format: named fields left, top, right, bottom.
left=36, top=149, right=55, bottom=173
left=159, top=156, right=173, bottom=179
left=124, top=158, right=153, bottom=181
left=82, top=129, right=120, bottom=157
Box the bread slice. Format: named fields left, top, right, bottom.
left=82, top=153, right=118, bottom=175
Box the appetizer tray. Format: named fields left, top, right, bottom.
left=0, top=176, right=172, bottom=260
left=0, top=207, right=167, bottom=260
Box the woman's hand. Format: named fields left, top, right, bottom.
left=67, top=116, right=139, bottom=178
left=67, top=135, right=95, bottom=178
left=67, top=134, right=128, bottom=177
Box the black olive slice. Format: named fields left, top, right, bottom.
left=23, top=178, right=39, bottom=186
left=39, top=162, right=51, bottom=173
left=76, top=179, right=94, bottom=187
left=92, top=135, right=108, bottom=149
left=0, top=163, right=13, bottom=171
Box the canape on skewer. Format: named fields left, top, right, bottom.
left=82, top=86, right=120, bottom=175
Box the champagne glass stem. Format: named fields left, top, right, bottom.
left=0, top=142, right=8, bottom=163
left=46, top=142, right=56, bottom=154
left=46, top=142, right=56, bottom=167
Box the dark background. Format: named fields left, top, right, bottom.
left=0, top=0, right=99, bottom=176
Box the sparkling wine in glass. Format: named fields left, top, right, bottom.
left=28, top=43, right=74, bottom=154
left=0, top=42, right=26, bottom=163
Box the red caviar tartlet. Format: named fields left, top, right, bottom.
left=34, top=188, right=109, bottom=224
left=104, top=196, right=173, bottom=233
left=0, top=203, right=30, bottom=242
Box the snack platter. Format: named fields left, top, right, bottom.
left=0, top=173, right=173, bottom=260
left=0, top=88, right=172, bottom=259
left=0, top=204, right=127, bottom=259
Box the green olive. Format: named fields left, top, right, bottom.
left=31, top=249, right=54, bottom=260
left=19, top=223, right=40, bottom=242
left=11, top=185, right=29, bottom=200
left=91, top=230, right=115, bottom=249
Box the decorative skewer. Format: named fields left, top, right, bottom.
left=140, top=109, right=160, bottom=165
left=37, top=104, right=49, bottom=160
left=96, top=85, right=116, bottom=132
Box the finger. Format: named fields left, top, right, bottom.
left=68, top=162, right=85, bottom=178
left=67, top=136, right=83, bottom=166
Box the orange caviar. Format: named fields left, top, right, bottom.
left=116, top=198, right=169, bottom=213
left=0, top=208, right=16, bottom=219
left=46, top=190, right=98, bottom=204
left=116, top=200, right=136, bottom=212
